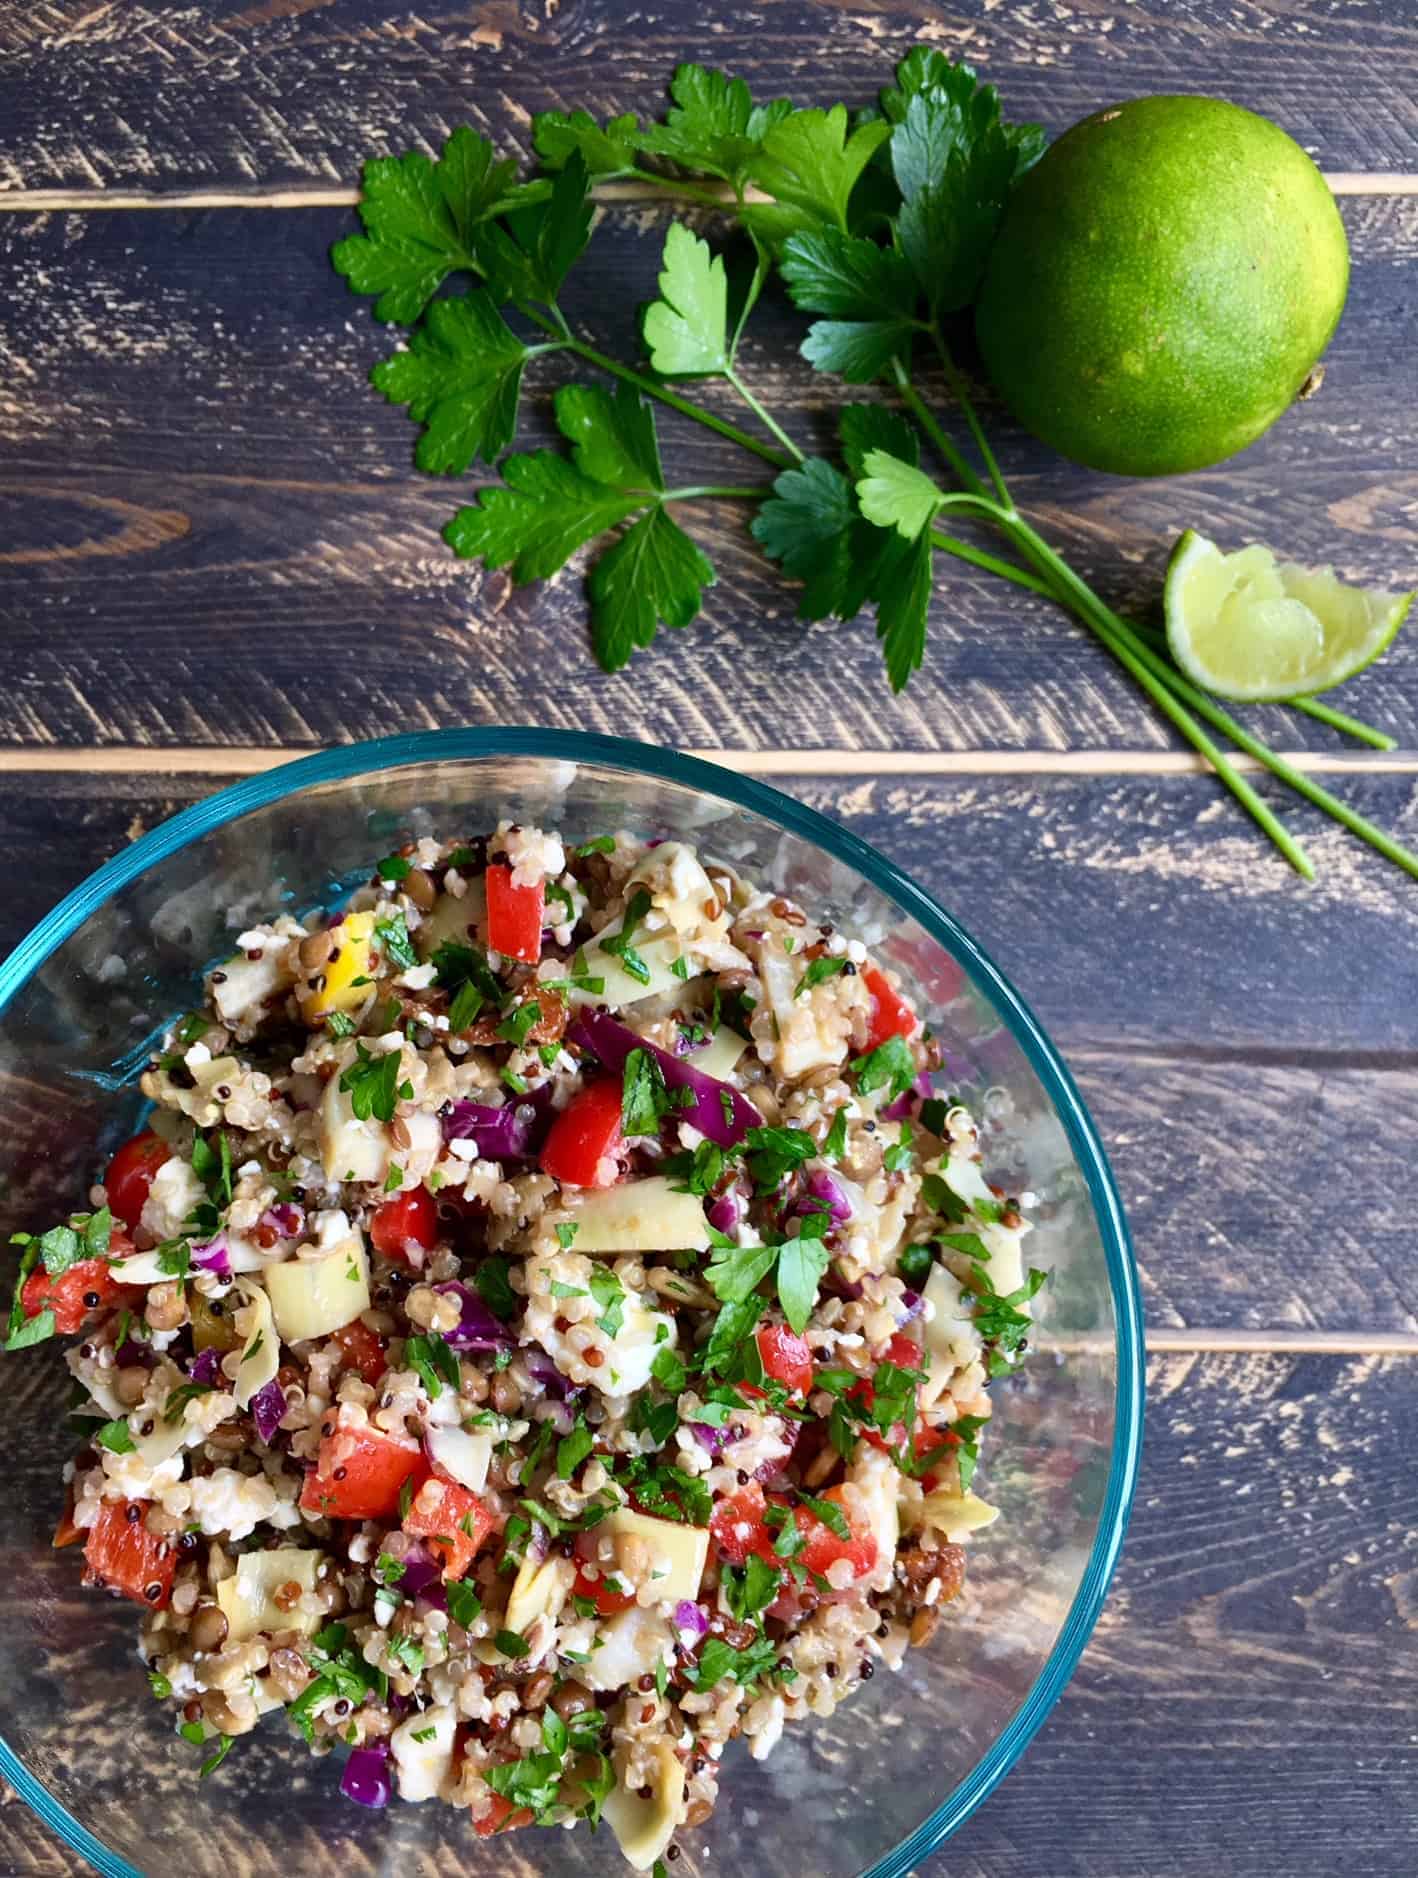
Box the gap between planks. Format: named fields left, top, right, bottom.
left=1, top=747, right=1415, bottom=780
left=0, top=173, right=1414, bottom=213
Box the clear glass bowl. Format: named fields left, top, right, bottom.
left=0, top=730, right=1142, bottom=1878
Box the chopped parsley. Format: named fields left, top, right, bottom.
left=473, top=1256, right=518, bottom=1322
left=95, top=1417, right=135, bottom=1453
left=374, top=912, right=418, bottom=970
left=556, top=1418, right=594, bottom=1479
left=405, top=1331, right=460, bottom=1400
left=554, top=1222, right=578, bottom=1251
left=723, top=1552, right=780, bottom=1624
left=447, top=1579, right=483, bottom=1629
left=599, top=887, right=653, bottom=985
left=495, top=1628, right=530, bottom=1659
left=377, top=854, right=413, bottom=881
left=339, top=1044, right=404, bottom=1123
left=497, top=997, right=544, bottom=1047
left=588, top=1264, right=625, bottom=1338
left=795, top=955, right=849, bottom=997
left=821, top=1107, right=849, bottom=1161
left=621, top=1045, right=670, bottom=1137
left=850, top=1034, right=917, bottom=1101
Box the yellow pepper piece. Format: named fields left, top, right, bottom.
left=304, top=910, right=378, bottom=1017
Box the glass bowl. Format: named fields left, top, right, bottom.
left=0, top=729, right=1142, bottom=1878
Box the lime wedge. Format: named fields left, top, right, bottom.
left=1164, top=529, right=1411, bottom=701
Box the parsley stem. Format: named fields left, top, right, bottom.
left=1127, top=620, right=1398, bottom=752
left=665, top=484, right=771, bottom=501
left=991, top=511, right=1316, bottom=878
left=535, top=322, right=793, bottom=470
left=929, top=334, right=1013, bottom=510
left=890, top=362, right=987, bottom=500
left=1282, top=696, right=1398, bottom=753
left=725, top=369, right=805, bottom=463
left=1008, top=515, right=1418, bottom=877
left=927, top=531, right=1055, bottom=600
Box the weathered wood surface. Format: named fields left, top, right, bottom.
left=0, top=1352, right=1412, bottom=1878
left=2, top=198, right=1415, bottom=755
left=1, top=766, right=1413, bottom=1337
left=0, top=0, right=1414, bottom=196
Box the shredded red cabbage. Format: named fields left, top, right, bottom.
left=566, top=1012, right=762, bottom=1149
left=190, top=1236, right=231, bottom=1280
left=340, top=1740, right=392, bottom=1809
left=433, top=1282, right=513, bottom=1352
left=705, top=1190, right=743, bottom=1237
left=689, top=1419, right=731, bottom=1457
left=882, top=1071, right=934, bottom=1123
left=521, top=1344, right=573, bottom=1400
left=398, top=1546, right=445, bottom=1602
left=798, top=1167, right=852, bottom=1227
left=259, top=1203, right=304, bottom=1239
left=441, top=1100, right=530, bottom=1160
left=673, top=1599, right=709, bottom=1642
left=250, top=1378, right=287, bottom=1444
left=187, top=1347, right=221, bottom=1385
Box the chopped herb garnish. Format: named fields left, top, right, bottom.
left=821, top=1107, right=849, bottom=1161
left=497, top=997, right=544, bottom=1047
left=556, top=1418, right=594, bottom=1479
left=495, top=1628, right=530, bottom=1659
left=576, top=835, right=616, bottom=856
left=474, top=1256, right=518, bottom=1322
left=554, top=1222, right=578, bottom=1251
left=374, top=912, right=418, bottom=970
left=599, top=887, right=653, bottom=985
left=377, top=854, right=413, bottom=881
left=851, top=1034, right=917, bottom=1101
left=795, top=955, right=849, bottom=997
left=588, top=1264, right=625, bottom=1339
left=339, top=1044, right=404, bottom=1123
left=447, top=1579, right=483, bottom=1629
left=96, top=1417, right=135, bottom=1453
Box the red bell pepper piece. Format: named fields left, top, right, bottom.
left=369, top=1185, right=438, bottom=1262
left=82, top=1499, right=177, bottom=1608
left=402, top=1473, right=497, bottom=1580
left=539, top=1080, right=626, bottom=1189
left=300, top=1423, right=423, bottom=1521
left=23, top=1257, right=136, bottom=1337
left=485, top=863, right=544, bottom=964
left=862, top=966, right=918, bottom=1053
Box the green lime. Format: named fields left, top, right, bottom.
left=1164, top=529, right=1411, bottom=700
left=975, top=96, right=1350, bottom=476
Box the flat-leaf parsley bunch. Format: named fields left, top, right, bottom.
left=334, top=50, right=1418, bottom=885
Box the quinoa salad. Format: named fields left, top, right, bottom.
left=7, top=825, right=1043, bottom=1871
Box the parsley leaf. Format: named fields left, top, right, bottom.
left=556, top=381, right=664, bottom=491
left=683, top=1633, right=783, bottom=1691
left=474, top=1256, right=518, bottom=1322
left=705, top=1239, right=778, bottom=1305
left=472, top=154, right=594, bottom=307
left=405, top=1331, right=460, bottom=1400
left=331, top=127, right=525, bottom=323
left=533, top=107, right=642, bottom=178
left=723, top=1552, right=780, bottom=1624
left=96, top=1417, right=135, bottom=1453
left=748, top=107, right=892, bottom=233
left=777, top=1231, right=831, bottom=1333
left=822, top=1107, right=849, bottom=1161
left=556, top=1418, right=594, bottom=1479
left=795, top=955, right=849, bottom=997
left=643, top=223, right=729, bottom=377
left=639, top=63, right=792, bottom=190
left=851, top=1034, right=917, bottom=1101
left=374, top=912, right=418, bottom=971
left=447, top=1579, right=483, bottom=1629
left=857, top=449, right=944, bottom=541
left=588, top=1265, right=626, bottom=1339
left=339, top=1044, right=403, bottom=1123
left=621, top=1045, right=669, bottom=1137
left=372, top=292, right=530, bottom=475
left=588, top=505, right=716, bottom=674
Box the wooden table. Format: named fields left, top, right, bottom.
left=1, top=3, right=1414, bottom=1872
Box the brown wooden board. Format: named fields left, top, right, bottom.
left=2, top=197, right=1415, bottom=754
left=0, top=1352, right=1412, bottom=1877
left=0, top=0, right=1414, bottom=195
left=0, top=767, right=1413, bottom=1335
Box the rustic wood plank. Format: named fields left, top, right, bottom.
left=1, top=766, right=1414, bottom=1337
left=1, top=198, right=1415, bottom=755
left=0, top=0, right=1414, bottom=195
left=0, top=1352, right=1413, bottom=1878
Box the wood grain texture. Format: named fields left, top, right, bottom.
left=1, top=198, right=1415, bottom=755
left=0, top=0, right=1415, bottom=195
left=0, top=1351, right=1414, bottom=1878
left=1, top=765, right=1413, bottom=1337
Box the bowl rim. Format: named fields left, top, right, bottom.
left=0, top=728, right=1144, bottom=1878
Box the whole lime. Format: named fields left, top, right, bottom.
left=974, top=95, right=1349, bottom=476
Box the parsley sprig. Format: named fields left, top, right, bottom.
left=334, top=50, right=1418, bottom=887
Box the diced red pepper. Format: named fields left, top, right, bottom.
left=852, top=1332, right=926, bottom=1451
left=710, top=1479, right=876, bottom=1583
left=23, top=1257, right=136, bottom=1337
left=709, top=1481, right=777, bottom=1567
left=485, top=863, right=544, bottom=965
left=103, top=1131, right=172, bottom=1232
left=403, top=1472, right=498, bottom=1580
left=539, top=1080, right=626, bottom=1189
left=571, top=1561, right=636, bottom=1617
left=862, top=966, right=918, bottom=1053
left=82, top=1499, right=177, bottom=1608
left=910, top=1422, right=958, bottom=1488
left=474, top=1793, right=534, bottom=1837
left=369, top=1185, right=438, bottom=1262
left=299, top=1424, right=423, bottom=1522
left=754, top=1325, right=814, bottom=1396
left=330, top=1318, right=388, bottom=1387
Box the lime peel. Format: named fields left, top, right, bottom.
left=1164, top=529, right=1411, bottom=702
